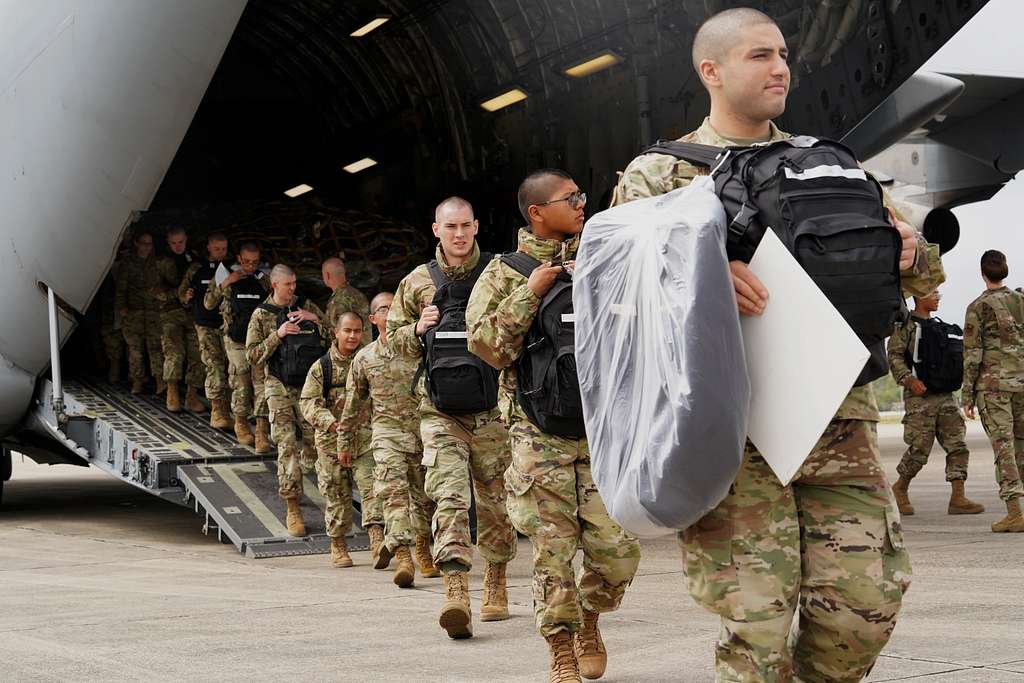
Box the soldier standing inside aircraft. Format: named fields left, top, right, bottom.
left=247, top=264, right=327, bottom=538
left=962, top=250, right=1024, bottom=533
left=116, top=231, right=165, bottom=395
left=387, top=197, right=516, bottom=640
left=299, top=311, right=383, bottom=569
left=179, top=232, right=233, bottom=430
left=467, top=170, right=641, bottom=683
left=156, top=227, right=205, bottom=414
left=888, top=289, right=984, bottom=516
left=339, top=292, right=439, bottom=587
left=204, top=241, right=272, bottom=451
left=612, top=8, right=945, bottom=681
left=322, top=257, right=371, bottom=345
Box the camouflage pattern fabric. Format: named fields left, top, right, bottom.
left=466, top=227, right=639, bottom=637
left=206, top=274, right=271, bottom=417
left=315, top=449, right=382, bottom=537
left=961, top=287, right=1024, bottom=406
left=611, top=118, right=931, bottom=680
left=887, top=317, right=971, bottom=481
left=196, top=326, right=228, bottom=401
left=679, top=421, right=910, bottom=682
left=159, top=308, right=203, bottom=387
left=121, top=310, right=163, bottom=381
left=248, top=295, right=327, bottom=499
left=977, top=391, right=1024, bottom=502
left=115, top=254, right=164, bottom=381
left=339, top=337, right=427, bottom=551
left=325, top=284, right=371, bottom=345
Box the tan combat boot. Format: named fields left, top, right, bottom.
left=210, top=399, right=233, bottom=430
left=166, top=382, right=182, bottom=412
left=574, top=609, right=607, bottom=680
left=331, top=536, right=353, bottom=568
left=154, top=375, right=167, bottom=395
left=234, top=415, right=255, bottom=447
left=185, top=386, right=205, bottom=413
left=130, top=379, right=144, bottom=394
left=393, top=546, right=415, bottom=588
left=285, top=497, right=306, bottom=537
left=480, top=561, right=509, bottom=622
left=254, top=418, right=273, bottom=454
left=370, top=526, right=390, bottom=569
left=416, top=536, right=440, bottom=578
left=992, top=498, right=1024, bottom=533
left=546, top=631, right=582, bottom=683
left=439, top=570, right=473, bottom=639
left=948, top=480, right=985, bottom=515
left=891, top=475, right=914, bottom=516
left=108, top=358, right=121, bottom=384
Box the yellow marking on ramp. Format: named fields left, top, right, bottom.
left=214, top=463, right=290, bottom=537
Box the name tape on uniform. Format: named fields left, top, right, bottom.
left=561, top=313, right=576, bottom=323
left=236, top=294, right=262, bottom=299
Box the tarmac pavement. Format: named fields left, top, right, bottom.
left=1, top=421, right=1021, bottom=682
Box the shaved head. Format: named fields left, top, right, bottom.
left=370, top=291, right=393, bottom=312
left=692, top=8, right=777, bottom=74
left=270, top=264, right=294, bottom=283
left=517, top=169, right=573, bottom=223
left=338, top=310, right=363, bottom=328
left=322, top=257, right=346, bottom=278
left=435, top=196, right=474, bottom=222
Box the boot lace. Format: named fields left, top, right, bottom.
left=576, top=612, right=605, bottom=655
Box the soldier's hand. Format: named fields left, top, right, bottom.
left=729, top=261, right=768, bottom=316
left=964, top=404, right=976, bottom=420
left=908, top=378, right=928, bottom=397
left=337, top=450, right=353, bottom=467
left=183, top=288, right=194, bottom=304
left=291, top=308, right=319, bottom=323
left=327, top=421, right=339, bottom=433
left=416, top=305, right=440, bottom=336
left=277, top=321, right=301, bottom=338
left=222, top=271, right=243, bottom=288
left=527, top=262, right=563, bottom=298
left=890, top=210, right=918, bottom=271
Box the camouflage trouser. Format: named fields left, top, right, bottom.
left=122, top=309, right=163, bottom=381
left=421, top=400, right=516, bottom=569
left=315, top=449, right=383, bottom=537
left=898, top=393, right=970, bottom=482
left=196, top=326, right=228, bottom=401
left=375, top=442, right=434, bottom=552
left=505, top=413, right=641, bottom=637
left=225, top=338, right=267, bottom=419
left=101, top=323, right=124, bottom=364
left=680, top=419, right=911, bottom=682
left=977, top=391, right=1024, bottom=502
left=267, top=385, right=316, bottom=499
left=160, top=308, right=204, bottom=387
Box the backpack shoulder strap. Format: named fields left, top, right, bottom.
left=469, top=252, right=493, bottom=282
left=500, top=252, right=541, bottom=279
left=426, top=260, right=447, bottom=290
left=644, top=140, right=725, bottom=168
left=319, top=353, right=332, bottom=400
left=257, top=302, right=281, bottom=314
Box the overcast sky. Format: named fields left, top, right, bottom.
left=918, top=0, right=1023, bottom=325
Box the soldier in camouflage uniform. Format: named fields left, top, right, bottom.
left=204, top=242, right=271, bottom=451
left=247, top=264, right=328, bottom=537
left=322, top=257, right=371, bottom=345
left=180, top=233, right=232, bottom=430
left=115, top=231, right=164, bottom=395
left=610, top=9, right=946, bottom=681
left=887, top=289, right=984, bottom=516
left=339, top=292, right=439, bottom=587
left=98, top=269, right=124, bottom=383
left=386, top=197, right=516, bottom=640
left=155, top=227, right=205, bottom=414
left=300, top=311, right=383, bottom=568
left=467, top=170, right=641, bottom=683
left=962, top=250, right=1024, bottom=533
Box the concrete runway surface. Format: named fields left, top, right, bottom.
left=1, top=422, right=1022, bottom=682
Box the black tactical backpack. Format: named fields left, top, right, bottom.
left=190, top=261, right=225, bottom=329
left=318, top=354, right=343, bottom=402
left=647, top=136, right=906, bottom=386
left=418, top=256, right=499, bottom=415
left=227, top=271, right=268, bottom=343
left=501, top=253, right=586, bottom=438
left=259, top=296, right=326, bottom=387
left=908, top=317, right=964, bottom=394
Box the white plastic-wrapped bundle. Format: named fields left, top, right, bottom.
left=574, top=176, right=749, bottom=537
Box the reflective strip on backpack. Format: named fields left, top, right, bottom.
left=200, top=279, right=211, bottom=285
left=561, top=313, right=576, bottom=323
left=783, top=165, right=867, bottom=182
left=435, top=331, right=468, bottom=339
left=948, top=334, right=964, bottom=340
left=235, top=294, right=262, bottom=299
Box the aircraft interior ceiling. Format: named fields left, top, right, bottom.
left=148, top=0, right=988, bottom=257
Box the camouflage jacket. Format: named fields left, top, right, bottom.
left=611, top=116, right=947, bottom=422
left=337, top=337, right=421, bottom=454
left=962, top=287, right=1024, bottom=402
left=155, top=253, right=196, bottom=313
left=203, top=271, right=271, bottom=338
left=386, top=242, right=484, bottom=360
left=299, top=342, right=372, bottom=458
left=245, top=294, right=328, bottom=399
left=325, top=284, right=371, bottom=345
left=887, top=315, right=938, bottom=399
left=114, top=254, right=163, bottom=312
